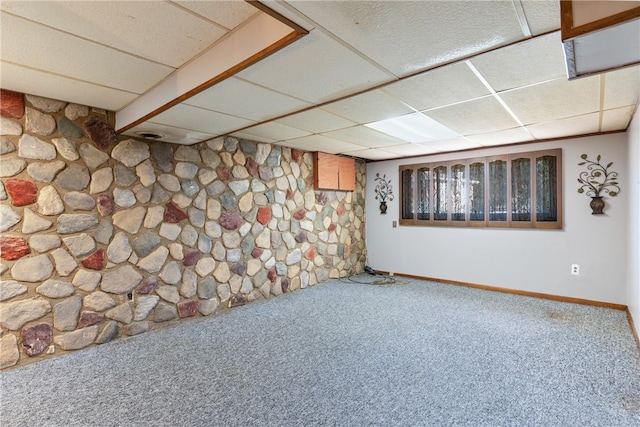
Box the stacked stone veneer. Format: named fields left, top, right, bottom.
left=0, top=90, right=366, bottom=369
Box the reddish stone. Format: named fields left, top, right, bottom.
left=5, top=179, right=37, bottom=206
left=0, top=236, right=30, bottom=260
left=219, top=211, right=243, bottom=230
left=256, top=207, right=271, bottom=225
left=293, top=208, right=306, bottom=220
left=217, top=166, right=230, bottom=182
left=304, top=246, right=316, bottom=260
left=20, top=323, right=52, bottom=356
left=258, top=166, right=273, bottom=182
left=328, top=223, right=337, bottom=232
left=1, top=89, right=24, bottom=119
left=291, top=149, right=302, bottom=163
left=267, top=268, right=277, bottom=282
left=286, top=189, right=293, bottom=200
left=177, top=300, right=198, bottom=318
left=84, top=116, right=116, bottom=150
left=245, top=157, right=259, bottom=177
left=336, top=203, right=346, bottom=215
left=96, top=194, right=114, bottom=216
left=229, top=293, right=247, bottom=308
left=281, top=279, right=290, bottom=293
left=136, top=276, right=157, bottom=294
left=183, top=250, right=201, bottom=266
left=315, top=192, right=327, bottom=205
left=295, top=232, right=306, bottom=243
left=305, top=175, right=314, bottom=188
left=81, top=248, right=105, bottom=271
left=231, top=261, right=246, bottom=276
left=77, top=311, right=103, bottom=329
left=251, top=248, right=263, bottom=258
left=164, top=201, right=187, bottom=223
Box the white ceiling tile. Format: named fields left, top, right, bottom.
left=342, top=148, right=403, bottom=161
left=123, top=122, right=215, bottom=146
left=323, top=126, right=407, bottom=148
left=175, top=1, right=258, bottom=30
left=186, top=78, right=311, bottom=122
left=230, top=131, right=277, bottom=144
left=520, top=0, right=561, bottom=35
left=526, top=113, right=599, bottom=139
left=280, top=134, right=366, bottom=154
left=237, top=30, right=394, bottom=103
left=274, top=108, right=356, bottom=133
left=603, top=65, right=640, bottom=110
left=1, top=12, right=173, bottom=94
left=377, top=143, right=443, bottom=157
left=152, top=104, right=255, bottom=135
left=238, top=122, right=311, bottom=142
left=465, top=127, right=535, bottom=146
left=322, top=90, right=413, bottom=124
left=382, top=62, right=490, bottom=111
left=1, top=1, right=225, bottom=68
left=288, top=0, right=525, bottom=77
left=423, top=96, right=519, bottom=135
left=469, top=32, right=567, bottom=92
left=500, top=76, right=601, bottom=125
left=0, top=62, right=136, bottom=111
left=415, top=137, right=484, bottom=152
left=601, top=106, right=637, bottom=132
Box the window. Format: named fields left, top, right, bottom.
left=398, top=149, right=562, bottom=229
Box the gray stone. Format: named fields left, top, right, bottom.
left=220, top=191, right=237, bottom=211
left=175, top=146, right=201, bottom=162
left=36, top=279, right=74, bottom=299
left=0, top=157, right=27, bottom=177
left=286, top=248, right=302, bottom=265
left=57, top=116, right=84, bottom=138
left=105, top=303, right=133, bottom=324
left=106, top=232, right=132, bottom=264
left=150, top=142, right=173, bottom=173
left=171, top=193, right=192, bottom=209
left=151, top=183, right=169, bottom=204
left=154, top=302, right=177, bottom=322
left=159, top=261, right=181, bottom=285
left=222, top=231, right=240, bottom=249
left=22, top=208, right=52, bottom=234
left=195, top=257, right=216, bottom=277
left=275, top=262, right=287, bottom=276
left=175, top=162, right=198, bottom=179
left=112, top=206, right=145, bottom=234
left=134, top=295, right=159, bottom=321
left=29, top=234, right=61, bottom=252
left=72, top=269, right=102, bottom=292
left=158, top=174, right=180, bottom=192
left=159, top=223, right=181, bottom=240
left=181, top=180, right=199, bottom=197
left=198, top=277, right=217, bottom=299
left=229, top=180, right=250, bottom=196
left=53, top=295, right=82, bottom=331
left=193, top=189, right=207, bottom=210
left=25, top=107, right=56, bottom=135
left=114, top=188, right=136, bottom=207
left=26, top=94, right=66, bottom=112
left=79, top=143, right=110, bottom=170
left=27, top=160, right=65, bottom=182
left=0, top=334, right=19, bottom=369
left=54, top=325, right=98, bottom=350
left=143, top=206, right=164, bottom=229
left=96, top=321, right=118, bottom=344
left=198, top=233, right=211, bottom=253
left=227, top=248, right=242, bottom=263
left=206, top=137, right=224, bottom=151
left=205, top=221, right=221, bottom=239
left=137, top=246, right=168, bottom=273
left=132, top=184, right=150, bottom=204
left=0, top=138, right=13, bottom=155
left=217, top=283, right=231, bottom=302
left=0, top=298, right=51, bottom=330
left=156, top=285, right=180, bottom=304
left=37, top=185, right=64, bottom=216
left=205, top=180, right=225, bottom=197
left=65, top=103, right=89, bottom=120
left=206, top=199, right=221, bottom=220
left=200, top=149, right=220, bottom=169
left=0, top=280, right=27, bottom=302
left=255, top=143, right=271, bottom=164
left=18, top=134, right=56, bottom=159
left=11, top=254, right=53, bottom=282
left=63, top=192, right=96, bottom=210
left=179, top=269, right=197, bottom=298
left=267, top=146, right=281, bottom=167
left=212, top=241, right=226, bottom=261
left=188, top=207, right=205, bottom=228
left=0, top=117, right=22, bottom=136
left=132, top=232, right=161, bottom=257
left=198, top=168, right=216, bottom=186
left=94, top=220, right=113, bottom=244
left=198, top=298, right=219, bottom=316
left=101, top=265, right=142, bottom=294
left=89, top=167, right=113, bottom=194
left=0, top=181, right=6, bottom=200
left=135, top=159, right=155, bottom=186
left=56, top=163, right=90, bottom=191
left=126, top=321, right=149, bottom=336
left=63, top=233, right=95, bottom=257
left=51, top=248, right=77, bottom=276
left=114, top=164, right=137, bottom=186
left=0, top=205, right=20, bottom=232
left=57, top=213, right=98, bottom=234
left=180, top=225, right=198, bottom=247
left=240, top=139, right=257, bottom=155
left=51, top=137, right=79, bottom=161
left=83, top=291, right=116, bottom=312
left=111, top=139, right=150, bottom=167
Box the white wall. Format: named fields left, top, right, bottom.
left=366, top=134, right=629, bottom=304
left=627, top=107, right=640, bottom=332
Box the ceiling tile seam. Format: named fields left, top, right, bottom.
left=0, top=11, right=180, bottom=70
left=200, top=75, right=315, bottom=107
left=598, top=74, right=606, bottom=132
left=165, top=0, right=257, bottom=32
left=512, top=0, right=532, bottom=38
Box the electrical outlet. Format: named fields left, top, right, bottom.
left=571, top=264, right=580, bottom=275
left=392, top=220, right=397, bottom=228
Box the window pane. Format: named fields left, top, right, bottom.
left=489, top=160, right=507, bottom=221
left=469, top=162, right=485, bottom=221
left=511, top=157, right=531, bottom=222
left=401, top=169, right=415, bottom=220
left=433, top=166, right=448, bottom=220
left=536, top=155, right=558, bottom=222
left=417, top=167, right=430, bottom=220
left=450, top=163, right=465, bottom=221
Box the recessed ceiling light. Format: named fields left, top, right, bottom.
left=134, top=130, right=164, bottom=140
left=365, top=112, right=458, bottom=143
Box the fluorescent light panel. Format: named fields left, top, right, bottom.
left=365, top=112, right=458, bottom=143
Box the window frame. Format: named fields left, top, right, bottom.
left=398, top=148, right=562, bottom=229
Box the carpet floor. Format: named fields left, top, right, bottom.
left=1, top=276, right=639, bottom=426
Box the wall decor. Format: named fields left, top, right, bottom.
left=577, top=154, right=620, bottom=215
left=374, top=173, right=394, bottom=214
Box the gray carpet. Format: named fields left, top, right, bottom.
left=1, top=276, right=640, bottom=427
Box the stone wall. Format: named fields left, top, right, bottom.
left=0, top=90, right=367, bottom=369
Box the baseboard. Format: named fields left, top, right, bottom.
left=627, top=309, right=640, bottom=352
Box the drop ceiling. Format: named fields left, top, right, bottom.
left=1, top=1, right=639, bottom=161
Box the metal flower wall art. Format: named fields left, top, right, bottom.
left=577, top=154, right=620, bottom=215
left=374, top=173, right=394, bottom=214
